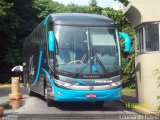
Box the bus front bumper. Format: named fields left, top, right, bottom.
left=53, top=86, right=121, bottom=102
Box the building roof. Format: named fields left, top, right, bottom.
left=123, top=0, right=160, bottom=28
left=48, top=13, right=115, bottom=27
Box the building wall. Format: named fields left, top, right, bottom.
left=135, top=53, right=160, bottom=111
left=124, top=0, right=160, bottom=28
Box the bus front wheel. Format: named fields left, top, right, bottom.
left=45, top=86, right=53, bottom=107
left=95, top=101, right=104, bottom=107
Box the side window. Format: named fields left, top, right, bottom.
left=30, top=30, right=40, bottom=53
left=135, top=30, right=140, bottom=52
left=40, top=27, right=45, bottom=50
left=47, top=22, right=54, bottom=69
left=136, top=23, right=160, bottom=53
left=135, top=27, right=144, bottom=53
left=145, top=23, right=159, bottom=51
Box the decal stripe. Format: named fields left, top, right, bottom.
left=41, top=68, right=54, bottom=86
left=77, top=79, right=86, bottom=85
left=44, top=15, right=50, bottom=26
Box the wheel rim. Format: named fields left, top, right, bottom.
left=26, top=83, right=30, bottom=94
left=45, top=87, right=47, bottom=99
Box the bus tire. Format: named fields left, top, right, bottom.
left=45, top=85, right=53, bottom=107
left=26, top=82, right=34, bottom=96
left=96, top=101, right=104, bottom=107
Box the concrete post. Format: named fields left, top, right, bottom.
left=9, top=77, right=23, bottom=100
left=0, top=106, right=4, bottom=116
left=9, top=100, right=22, bottom=109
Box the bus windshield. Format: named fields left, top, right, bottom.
left=55, top=26, right=119, bottom=75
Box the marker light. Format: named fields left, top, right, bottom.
left=54, top=80, right=72, bottom=88
left=111, top=81, right=122, bottom=87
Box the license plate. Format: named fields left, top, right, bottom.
left=86, top=94, right=97, bottom=98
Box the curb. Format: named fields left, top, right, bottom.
left=132, top=105, right=159, bottom=116
left=121, top=99, right=160, bottom=116
left=0, top=107, right=4, bottom=116
left=0, top=84, right=23, bottom=88
left=0, top=84, right=11, bottom=87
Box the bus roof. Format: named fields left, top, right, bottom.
left=47, top=13, right=115, bottom=27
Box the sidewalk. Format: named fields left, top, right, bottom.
left=0, top=86, right=11, bottom=106
left=0, top=85, right=24, bottom=106
left=0, top=83, right=23, bottom=88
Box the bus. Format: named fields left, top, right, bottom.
left=23, top=13, right=131, bottom=106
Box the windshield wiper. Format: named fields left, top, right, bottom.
left=74, top=53, right=88, bottom=76
left=93, top=54, right=107, bottom=74
left=74, top=53, right=107, bottom=76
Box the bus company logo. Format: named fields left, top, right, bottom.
left=83, top=75, right=99, bottom=79
left=89, top=86, right=94, bottom=90
left=95, top=80, right=112, bottom=84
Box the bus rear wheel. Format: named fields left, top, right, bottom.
left=26, top=82, right=34, bottom=96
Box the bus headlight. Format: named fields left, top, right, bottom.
left=54, top=80, right=72, bottom=88
left=111, top=81, right=122, bottom=87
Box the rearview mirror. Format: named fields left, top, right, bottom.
left=119, top=32, right=131, bottom=53
left=48, top=31, right=55, bottom=52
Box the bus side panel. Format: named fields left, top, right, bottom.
left=23, top=20, right=51, bottom=97
left=38, top=25, right=48, bottom=96
left=23, top=38, right=30, bottom=89
left=23, top=22, right=45, bottom=95
left=29, top=27, right=41, bottom=93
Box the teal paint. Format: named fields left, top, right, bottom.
left=44, top=15, right=50, bottom=26
left=32, top=51, right=43, bottom=85
left=48, top=31, right=55, bottom=52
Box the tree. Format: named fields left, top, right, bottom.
left=0, top=0, right=37, bottom=82
left=33, top=0, right=64, bottom=19
left=88, top=0, right=103, bottom=14
left=64, top=3, right=89, bottom=13
left=0, top=0, right=66, bottom=83
left=115, top=0, right=129, bottom=6
left=0, top=0, right=13, bottom=17
left=89, top=0, right=97, bottom=7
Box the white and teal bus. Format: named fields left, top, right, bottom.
left=23, top=13, right=131, bottom=106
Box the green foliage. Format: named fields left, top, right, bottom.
left=89, top=0, right=97, bottom=7
left=115, top=0, right=129, bottom=6
left=64, top=3, right=89, bottom=13
left=153, top=69, right=160, bottom=111
left=102, top=8, right=128, bottom=30
left=0, top=0, right=37, bottom=82
left=153, top=69, right=160, bottom=88
left=157, top=96, right=160, bottom=112
left=122, top=87, right=135, bottom=95
left=0, top=0, right=13, bottom=17
left=33, top=0, right=64, bottom=19
left=88, top=0, right=103, bottom=14
left=88, top=6, right=103, bottom=14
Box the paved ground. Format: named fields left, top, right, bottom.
left=0, top=86, right=153, bottom=120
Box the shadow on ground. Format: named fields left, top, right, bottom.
left=31, top=92, right=136, bottom=112
left=0, top=86, right=137, bottom=112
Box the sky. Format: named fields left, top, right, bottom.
left=53, top=0, right=117, bottom=8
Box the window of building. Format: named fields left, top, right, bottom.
left=135, top=22, right=160, bottom=54
left=135, top=27, right=144, bottom=53
left=145, top=23, right=159, bottom=51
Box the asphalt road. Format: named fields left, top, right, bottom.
left=0, top=87, right=142, bottom=120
